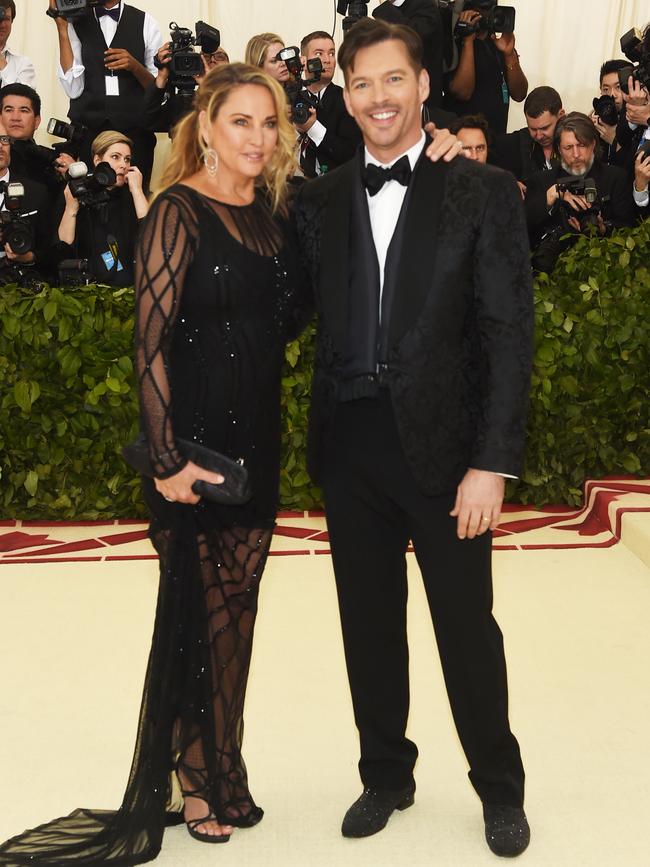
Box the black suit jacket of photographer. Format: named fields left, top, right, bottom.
left=301, top=83, right=362, bottom=178
left=491, top=127, right=558, bottom=185
left=0, top=172, right=52, bottom=277
left=373, top=0, right=444, bottom=109
left=294, top=143, right=534, bottom=493
left=10, top=140, right=67, bottom=209
left=524, top=160, right=636, bottom=247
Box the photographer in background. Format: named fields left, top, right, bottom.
left=55, top=130, right=149, bottom=287
left=0, top=0, right=36, bottom=88
left=590, top=60, right=629, bottom=166
left=48, top=0, right=161, bottom=193
left=447, top=113, right=489, bottom=163
left=444, top=0, right=528, bottom=136
left=0, top=116, right=51, bottom=284
left=372, top=0, right=444, bottom=109
left=525, top=113, right=635, bottom=269
left=1, top=84, right=75, bottom=207
left=491, top=86, right=564, bottom=189
left=144, top=32, right=229, bottom=135
left=295, top=31, right=361, bottom=178
left=245, top=33, right=290, bottom=84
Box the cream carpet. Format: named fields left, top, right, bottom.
left=1, top=500, right=649, bottom=866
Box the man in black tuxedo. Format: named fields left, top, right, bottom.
left=373, top=0, right=445, bottom=109
left=295, top=30, right=362, bottom=178
left=295, top=18, right=533, bottom=857
left=0, top=117, right=52, bottom=284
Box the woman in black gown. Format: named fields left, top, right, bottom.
left=0, top=63, right=306, bottom=864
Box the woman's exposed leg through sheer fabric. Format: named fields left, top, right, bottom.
left=173, top=524, right=272, bottom=833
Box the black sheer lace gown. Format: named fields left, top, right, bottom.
left=0, top=185, right=307, bottom=866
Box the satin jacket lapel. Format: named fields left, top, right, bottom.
left=318, top=153, right=362, bottom=353
left=388, top=147, right=447, bottom=347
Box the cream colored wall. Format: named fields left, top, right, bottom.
left=8, top=0, right=650, bottom=186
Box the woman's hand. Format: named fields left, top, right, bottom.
left=154, top=461, right=224, bottom=506
left=63, top=182, right=80, bottom=214
left=125, top=165, right=144, bottom=192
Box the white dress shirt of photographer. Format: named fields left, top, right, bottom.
left=0, top=1, right=37, bottom=88
left=55, top=0, right=160, bottom=100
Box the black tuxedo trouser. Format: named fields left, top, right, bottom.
left=321, top=391, right=525, bottom=806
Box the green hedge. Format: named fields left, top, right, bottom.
left=1, top=222, right=648, bottom=518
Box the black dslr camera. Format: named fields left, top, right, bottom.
left=591, top=95, right=619, bottom=127
left=618, top=26, right=650, bottom=95
left=156, top=21, right=221, bottom=94
left=46, top=0, right=106, bottom=22
left=0, top=182, right=35, bottom=255
left=455, top=0, right=516, bottom=37
left=66, top=160, right=116, bottom=208
left=15, top=117, right=87, bottom=177
left=279, top=47, right=323, bottom=125
left=336, top=1, right=369, bottom=33
left=555, top=176, right=602, bottom=232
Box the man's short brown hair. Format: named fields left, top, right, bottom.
left=301, top=30, right=334, bottom=56
left=0, top=0, right=16, bottom=21
left=338, top=17, right=423, bottom=82
left=553, top=112, right=599, bottom=150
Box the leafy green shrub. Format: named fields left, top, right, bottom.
left=509, top=220, right=650, bottom=505
left=1, top=222, right=648, bottom=518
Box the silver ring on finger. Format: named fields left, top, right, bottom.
left=164, top=497, right=174, bottom=503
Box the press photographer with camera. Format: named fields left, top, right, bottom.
left=0, top=116, right=51, bottom=284
left=525, top=113, right=635, bottom=269
left=55, top=130, right=149, bottom=286
left=48, top=0, right=161, bottom=193
left=293, top=31, right=361, bottom=178
left=444, top=0, right=527, bottom=136
left=143, top=22, right=227, bottom=135
left=0, top=0, right=36, bottom=88
left=491, top=86, right=564, bottom=190
left=590, top=60, right=629, bottom=165
left=372, top=0, right=444, bottom=109
left=1, top=84, right=77, bottom=209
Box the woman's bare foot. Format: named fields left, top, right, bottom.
left=183, top=795, right=233, bottom=839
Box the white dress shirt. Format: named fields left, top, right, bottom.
left=365, top=130, right=426, bottom=306
left=0, top=48, right=36, bottom=88
left=57, top=4, right=161, bottom=100
left=307, top=83, right=329, bottom=149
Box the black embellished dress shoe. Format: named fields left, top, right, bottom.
left=483, top=804, right=530, bottom=857
left=341, top=783, right=415, bottom=838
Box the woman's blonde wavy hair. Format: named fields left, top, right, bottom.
left=244, top=32, right=284, bottom=69
left=158, top=63, right=296, bottom=215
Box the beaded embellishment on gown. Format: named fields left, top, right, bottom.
left=0, top=185, right=306, bottom=865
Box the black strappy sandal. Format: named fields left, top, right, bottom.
left=185, top=815, right=231, bottom=844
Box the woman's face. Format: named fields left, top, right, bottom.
left=262, top=42, right=289, bottom=83
left=200, top=84, right=279, bottom=183
left=94, top=142, right=131, bottom=186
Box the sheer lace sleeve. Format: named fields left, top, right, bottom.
left=135, top=189, right=198, bottom=478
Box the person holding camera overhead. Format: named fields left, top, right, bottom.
left=55, top=130, right=149, bottom=286
left=444, top=0, right=528, bottom=136
left=48, top=0, right=161, bottom=192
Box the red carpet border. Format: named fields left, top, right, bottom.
left=1, top=478, right=649, bottom=564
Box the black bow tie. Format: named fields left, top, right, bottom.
left=96, top=5, right=120, bottom=22
left=362, top=154, right=412, bottom=197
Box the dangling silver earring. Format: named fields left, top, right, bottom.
left=203, top=147, right=219, bottom=177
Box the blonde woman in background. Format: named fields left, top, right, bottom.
left=245, top=32, right=290, bottom=83
left=0, top=63, right=308, bottom=866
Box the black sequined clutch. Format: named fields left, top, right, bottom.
left=122, top=434, right=252, bottom=506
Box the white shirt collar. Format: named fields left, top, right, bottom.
left=364, top=129, right=426, bottom=170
